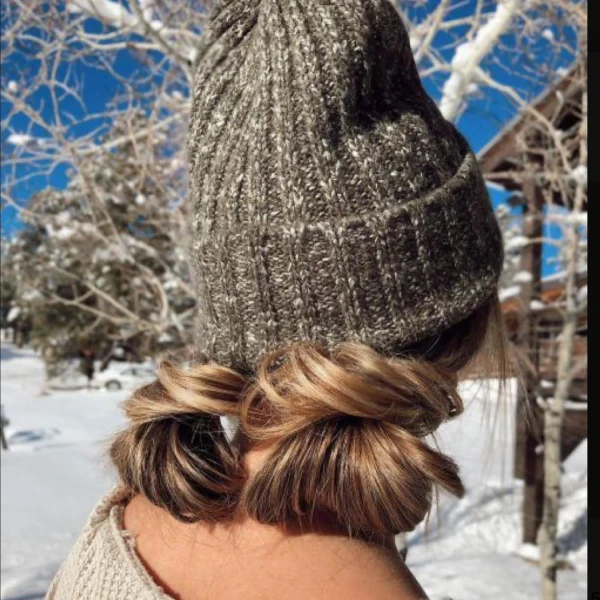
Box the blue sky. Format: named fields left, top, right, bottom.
left=1, top=1, right=574, bottom=274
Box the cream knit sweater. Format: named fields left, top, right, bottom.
left=46, top=488, right=171, bottom=600
left=46, top=490, right=437, bottom=600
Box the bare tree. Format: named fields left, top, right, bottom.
left=537, top=66, right=587, bottom=600
left=1, top=1, right=204, bottom=358
left=2, top=1, right=583, bottom=358
left=480, top=15, right=586, bottom=596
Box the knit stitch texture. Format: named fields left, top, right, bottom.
left=189, top=0, right=503, bottom=371
left=45, top=489, right=172, bottom=600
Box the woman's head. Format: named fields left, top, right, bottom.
left=111, top=297, right=508, bottom=536
left=112, top=0, right=507, bottom=538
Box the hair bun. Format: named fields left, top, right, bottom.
left=242, top=343, right=460, bottom=437
left=241, top=342, right=465, bottom=535
left=110, top=363, right=246, bottom=523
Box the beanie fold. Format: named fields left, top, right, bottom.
left=193, top=151, right=502, bottom=371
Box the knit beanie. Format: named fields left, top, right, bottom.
left=188, top=0, right=503, bottom=371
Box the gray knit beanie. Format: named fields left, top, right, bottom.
left=188, top=0, right=503, bottom=371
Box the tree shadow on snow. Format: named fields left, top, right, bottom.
left=0, top=346, right=22, bottom=362
left=7, top=428, right=61, bottom=446
left=559, top=507, right=587, bottom=554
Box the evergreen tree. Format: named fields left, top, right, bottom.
left=1, top=113, right=195, bottom=367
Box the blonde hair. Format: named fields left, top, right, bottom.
left=111, top=297, right=508, bottom=535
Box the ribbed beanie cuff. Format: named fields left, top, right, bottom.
left=194, top=143, right=502, bottom=370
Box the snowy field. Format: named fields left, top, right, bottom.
left=1, top=344, right=587, bottom=600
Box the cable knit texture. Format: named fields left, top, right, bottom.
left=45, top=489, right=172, bottom=600
left=189, top=0, right=503, bottom=371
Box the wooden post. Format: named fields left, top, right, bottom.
left=514, top=180, right=545, bottom=545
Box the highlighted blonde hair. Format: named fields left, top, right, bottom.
left=111, top=296, right=508, bottom=535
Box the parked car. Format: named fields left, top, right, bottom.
left=93, top=364, right=156, bottom=391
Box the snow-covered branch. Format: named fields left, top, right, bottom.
left=439, top=0, right=519, bottom=121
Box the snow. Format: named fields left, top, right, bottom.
left=7, top=81, right=19, bottom=93
left=1, top=347, right=588, bottom=600
left=1, top=346, right=124, bottom=599
left=505, top=235, right=530, bottom=252
left=46, top=361, right=90, bottom=391
left=439, top=0, right=518, bottom=120
left=55, top=227, right=76, bottom=240
left=571, top=165, right=588, bottom=186
left=67, top=0, right=137, bottom=28
left=569, top=210, right=587, bottom=227
left=409, top=32, right=422, bottom=51
left=543, top=266, right=588, bottom=284
left=139, top=0, right=155, bottom=22
left=513, top=270, right=533, bottom=284
left=542, top=28, right=555, bottom=42
left=6, top=307, right=21, bottom=323
left=564, top=400, right=588, bottom=412
left=517, top=543, right=540, bottom=562
left=547, top=209, right=588, bottom=227
left=54, top=211, right=71, bottom=225
left=188, top=47, right=198, bottom=64
left=530, top=299, right=546, bottom=311
left=66, top=1, right=83, bottom=13
left=498, top=285, right=521, bottom=302
left=466, top=82, right=480, bottom=95
left=221, top=415, right=240, bottom=444
left=6, top=134, right=33, bottom=147
left=406, top=379, right=587, bottom=599
left=563, top=439, right=587, bottom=474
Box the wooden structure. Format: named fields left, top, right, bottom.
left=501, top=271, right=588, bottom=461
left=501, top=271, right=587, bottom=393
left=478, top=65, right=587, bottom=545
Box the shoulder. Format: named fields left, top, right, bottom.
left=46, top=488, right=168, bottom=600
left=122, top=496, right=429, bottom=600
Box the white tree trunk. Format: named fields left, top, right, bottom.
left=538, top=88, right=587, bottom=600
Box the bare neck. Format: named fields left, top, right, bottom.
left=122, top=446, right=428, bottom=600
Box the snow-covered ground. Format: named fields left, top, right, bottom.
left=1, top=345, right=587, bottom=600
left=408, top=380, right=587, bottom=600
left=1, top=346, right=123, bottom=600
